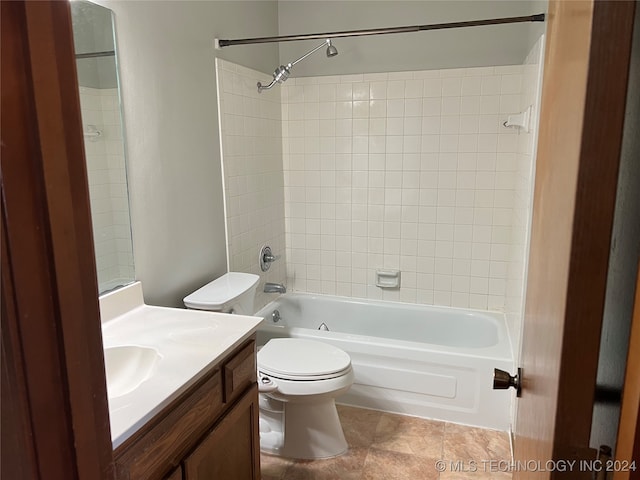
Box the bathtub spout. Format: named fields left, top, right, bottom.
left=264, top=282, right=286, bottom=294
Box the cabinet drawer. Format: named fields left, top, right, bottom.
left=223, top=340, right=256, bottom=403
left=115, top=371, right=223, bottom=480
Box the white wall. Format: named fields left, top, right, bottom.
left=216, top=59, right=287, bottom=311
left=101, top=1, right=280, bottom=306
left=278, top=1, right=546, bottom=77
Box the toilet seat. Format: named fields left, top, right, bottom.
left=259, top=366, right=352, bottom=381
left=258, top=338, right=352, bottom=381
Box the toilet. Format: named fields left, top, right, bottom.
left=258, top=338, right=354, bottom=459
left=184, top=272, right=355, bottom=460
left=183, top=272, right=260, bottom=314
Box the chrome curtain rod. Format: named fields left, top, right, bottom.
left=75, top=50, right=115, bottom=60
left=218, top=13, right=545, bottom=47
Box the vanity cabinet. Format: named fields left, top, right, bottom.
left=183, top=385, right=259, bottom=479
left=164, top=467, right=182, bottom=480
left=114, top=337, right=260, bottom=480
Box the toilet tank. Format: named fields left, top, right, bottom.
left=183, top=272, right=260, bottom=315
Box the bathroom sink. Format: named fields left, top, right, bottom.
left=104, top=346, right=161, bottom=399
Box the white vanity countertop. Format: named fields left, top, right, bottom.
left=100, top=282, right=263, bottom=449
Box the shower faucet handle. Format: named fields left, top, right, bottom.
left=263, top=252, right=281, bottom=263
left=259, top=245, right=280, bottom=271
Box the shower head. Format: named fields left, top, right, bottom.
left=258, top=38, right=337, bottom=93
left=326, top=39, right=338, bottom=57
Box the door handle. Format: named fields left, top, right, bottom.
left=493, top=367, right=522, bottom=397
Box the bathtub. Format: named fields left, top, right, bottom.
left=255, top=293, right=514, bottom=431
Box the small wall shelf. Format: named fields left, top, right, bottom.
left=376, top=269, right=400, bottom=289
left=503, top=105, right=532, bottom=132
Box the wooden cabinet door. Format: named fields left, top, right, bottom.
left=184, top=385, right=260, bottom=480
left=164, top=466, right=182, bottom=480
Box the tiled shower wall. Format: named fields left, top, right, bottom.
left=216, top=59, right=286, bottom=311
left=80, top=87, right=134, bottom=292
left=216, top=44, right=543, bottom=339
left=281, top=62, right=541, bottom=312
left=505, top=36, right=545, bottom=356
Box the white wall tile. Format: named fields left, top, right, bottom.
left=423, top=78, right=442, bottom=97
left=481, top=75, right=502, bottom=95
left=217, top=61, right=286, bottom=310
left=503, top=38, right=544, bottom=362
left=276, top=59, right=540, bottom=315
left=441, top=77, right=462, bottom=97
left=387, top=80, right=406, bottom=99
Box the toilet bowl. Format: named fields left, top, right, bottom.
left=258, top=338, right=354, bottom=459
left=184, top=272, right=354, bottom=459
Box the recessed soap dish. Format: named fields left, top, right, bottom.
left=376, top=269, right=400, bottom=289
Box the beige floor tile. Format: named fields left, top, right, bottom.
left=361, top=448, right=440, bottom=480
left=282, top=446, right=369, bottom=480
left=440, top=470, right=512, bottom=480
left=442, top=423, right=511, bottom=463
left=438, top=456, right=512, bottom=480
left=372, top=412, right=444, bottom=458
left=260, top=452, right=293, bottom=479
left=260, top=406, right=513, bottom=480
left=338, top=404, right=384, bottom=448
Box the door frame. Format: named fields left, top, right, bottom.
left=514, top=0, right=636, bottom=478
left=1, top=1, right=114, bottom=479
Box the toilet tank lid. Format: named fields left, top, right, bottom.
left=183, top=272, right=259, bottom=310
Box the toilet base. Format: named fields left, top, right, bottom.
left=260, top=397, right=348, bottom=460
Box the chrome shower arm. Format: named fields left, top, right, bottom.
left=289, top=39, right=329, bottom=68
left=257, top=78, right=278, bottom=93
left=256, top=39, right=335, bottom=93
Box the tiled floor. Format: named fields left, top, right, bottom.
left=261, top=405, right=511, bottom=480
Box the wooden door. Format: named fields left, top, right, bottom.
left=183, top=385, right=260, bottom=480
left=1, top=1, right=114, bottom=479
left=514, top=1, right=636, bottom=478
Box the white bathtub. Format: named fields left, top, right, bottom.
left=255, top=293, right=514, bottom=431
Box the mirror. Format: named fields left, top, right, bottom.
left=71, top=1, right=135, bottom=294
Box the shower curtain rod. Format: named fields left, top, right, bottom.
left=75, top=50, right=115, bottom=59
left=217, top=13, right=545, bottom=47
